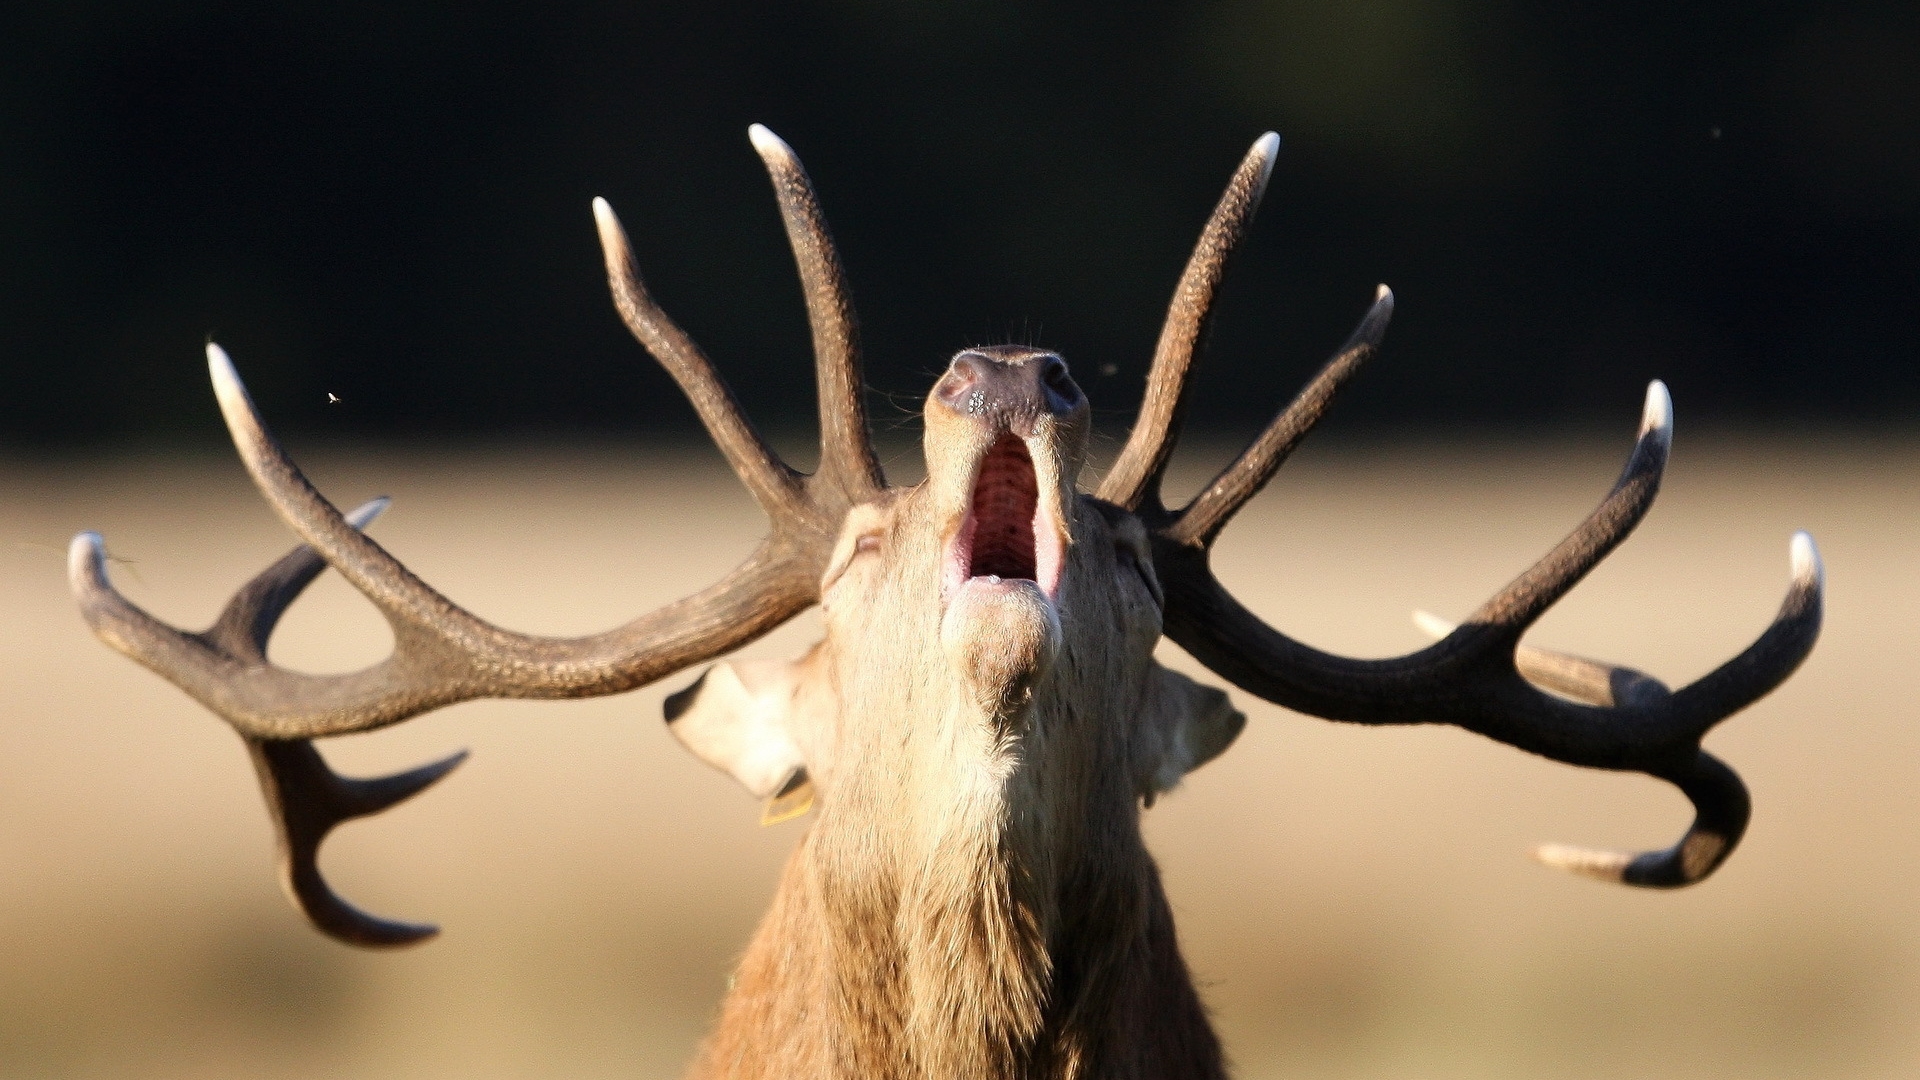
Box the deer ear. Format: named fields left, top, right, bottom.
left=663, top=647, right=836, bottom=807
left=1140, top=664, right=1246, bottom=802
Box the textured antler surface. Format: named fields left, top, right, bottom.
left=70, top=127, right=883, bottom=943
left=1150, top=371, right=1820, bottom=885
left=1117, top=141, right=1822, bottom=886
left=748, top=123, right=885, bottom=505
left=1098, top=132, right=1280, bottom=512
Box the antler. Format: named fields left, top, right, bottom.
left=69, top=126, right=880, bottom=944
left=1121, top=135, right=1824, bottom=887
left=1099, top=132, right=1279, bottom=512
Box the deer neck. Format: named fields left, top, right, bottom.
left=693, top=679, right=1219, bottom=1080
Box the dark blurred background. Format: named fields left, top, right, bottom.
left=1, top=0, right=1914, bottom=447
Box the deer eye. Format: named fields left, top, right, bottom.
left=823, top=530, right=883, bottom=596
left=820, top=504, right=894, bottom=596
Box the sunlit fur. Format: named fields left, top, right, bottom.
left=686, top=355, right=1238, bottom=1080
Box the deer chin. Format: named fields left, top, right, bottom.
left=941, top=576, right=1061, bottom=710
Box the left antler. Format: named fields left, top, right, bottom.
left=1114, top=134, right=1823, bottom=886
left=69, top=126, right=881, bottom=944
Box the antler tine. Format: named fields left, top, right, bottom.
left=205, top=497, right=390, bottom=658
left=1167, top=285, right=1393, bottom=547
left=1535, top=750, right=1750, bottom=887
left=215, top=499, right=469, bottom=944
left=748, top=124, right=885, bottom=503
left=67, top=494, right=395, bottom=687
left=1457, top=381, right=1673, bottom=646
left=1410, top=609, right=1742, bottom=885
left=249, top=737, right=468, bottom=946
left=1411, top=610, right=1669, bottom=710
left=1098, top=132, right=1281, bottom=512
left=1157, top=379, right=1824, bottom=887
left=76, top=342, right=817, bottom=744
left=592, top=197, right=807, bottom=521
left=206, top=342, right=535, bottom=662
left=76, top=500, right=469, bottom=944
left=1666, top=530, right=1825, bottom=722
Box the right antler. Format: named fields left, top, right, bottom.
left=69, top=125, right=880, bottom=946
left=1110, top=133, right=1823, bottom=889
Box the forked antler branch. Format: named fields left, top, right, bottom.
left=1120, top=135, right=1823, bottom=886
left=70, top=128, right=880, bottom=944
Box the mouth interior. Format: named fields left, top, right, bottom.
left=968, top=434, right=1038, bottom=581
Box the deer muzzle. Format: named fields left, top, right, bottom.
left=929, top=348, right=1083, bottom=607
left=926, top=347, right=1085, bottom=695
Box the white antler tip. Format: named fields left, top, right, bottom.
left=1247, top=132, right=1281, bottom=188
left=1411, top=609, right=1454, bottom=641
left=748, top=123, right=792, bottom=159
left=345, top=497, right=392, bottom=531
left=1533, top=842, right=1631, bottom=882
left=1790, top=531, right=1822, bottom=586
left=1374, top=283, right=1393, bottom=304
left=206, top=342, right=245, bottom=403
left=1639, top=380, right=1673, bottom=440
left=590, top=196, right=622, bottom=235
left=68, top=531, right=106, bottom=579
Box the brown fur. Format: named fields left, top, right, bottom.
left=677, top=352, right=1239, bottom=1079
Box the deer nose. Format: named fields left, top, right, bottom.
left=933, top=348, right=1083, bottom=436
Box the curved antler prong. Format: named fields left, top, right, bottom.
left=1456, top=381, right=1672, bottom=646
left=1158, top=376, right=1823, bottom=887
left=207, top=497, right=389, bottom=658
left=1666, top=531, right=1823, bottom=723
left=1168, top=285, right=1393, bottom=546
left=81, top=132, right=889, bottom=946
left=248, top=737, right=467, bottom=947
left=1534, top=750, right=1748, bottom=887
left=1411, top=609, right=1670, bottom=708
left=182, top=344, right=823, bottom=739
left=748, top=124, right=884, bottom=503
left=71, top=529, right=213, bottom=684
left=208, top=343, right=502, bottom=642
left=1099, top=132, right=1281, bottom=512
left=591, top=198, right=806, bottom=520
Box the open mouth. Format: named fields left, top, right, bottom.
left=944, top=433, right=1065, bottom=604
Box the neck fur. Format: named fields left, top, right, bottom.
left=689, top=687, right=1224, bottom=1080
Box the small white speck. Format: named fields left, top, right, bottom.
left=327, top=392, right=342, bottom=404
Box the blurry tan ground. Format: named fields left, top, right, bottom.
left=2, top=433, right=1915, bottom=1079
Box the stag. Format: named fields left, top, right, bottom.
left=71, top=127, right=1822, bottom=1079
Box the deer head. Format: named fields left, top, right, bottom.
left=71, top=127, right=1823, bottom=1078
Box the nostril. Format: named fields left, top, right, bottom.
left=936, top=354, right=987, bottom=410
left=1040, top=357, right=1079, bottom=413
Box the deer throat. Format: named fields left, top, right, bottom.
left=711, top=751, right=1203, bottom=1080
